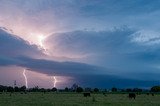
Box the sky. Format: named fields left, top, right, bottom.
left=1, top=0, right=160, bottom=88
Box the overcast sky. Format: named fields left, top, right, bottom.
left=0, top=0, right=160, bottom=88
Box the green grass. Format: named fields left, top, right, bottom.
left=0, top=92, right=160, bottom=106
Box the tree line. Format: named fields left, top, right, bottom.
left=0, top=84, right=160, bottom=93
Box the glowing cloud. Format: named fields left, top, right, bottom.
left=38, top=35, right=46, bottom=48
left=37, top=34, right=50, bottom=55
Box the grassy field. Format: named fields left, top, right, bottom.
left=0, top=92, right=160, bottom=106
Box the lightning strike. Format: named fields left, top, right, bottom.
left=51, top=76, right=57, bottom=88
left=23, top=69, right=28, bottom=88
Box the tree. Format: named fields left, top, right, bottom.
left=0, top=85, right=3, bottom=92
left=14, top=86, right=20, bottom=92
left=94, top=88, right=99, bottom=92
left=64, top=87, right=69, bottom=92
left=126, top=88, right=132, bottom=92
left=0, top=85, right=7, bottom=92
left=85, top=87, right=92, bottom=92
left=151, top=86, right=160, bottom=92
left=133, top=88, right=142, bottom=92
left=39, top=88, right=46, bottom=93
left=32, top=86, right=39, bottom=92
left=7, top=86, right=14, bottom=92
left=47, top=89, right=51, bottom=92
left=76, top=87, right=83, bottom=93
left=112, top=87, right=117, bottom=92
left=51, top=87, right=57, bottom=92
left=20, top=86, right=26, bottom=92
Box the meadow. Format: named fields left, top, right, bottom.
left=0, top=92, right=160, bottom=106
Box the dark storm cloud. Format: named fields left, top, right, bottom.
left=45, top=26, right=136, bottom=56
left=1, top=0, right=160, bottom=87
left=0, top=55, right=19, bottom=66
left=0, top=28, right=44, bottom=57
left=0, top=24, right=160, bottom=88
left=16, top=56, right=108, bottom=76
left=44, top=27, right=160, bottom=77
left=75, top=74, right=159, bottom=88
left=0, top=29, right=109, bottom=77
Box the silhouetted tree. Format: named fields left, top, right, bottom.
left=32, top=86, right=39, bottom=92
left=64, top=87, right=69, bottom=92
left=133, top=88, right=142, bottom=92
left=94, top=88, right=99, bottom=92
left=76, top=87, right=83, bottom=93
left=0, top=85, right=7, bottom=92
left=7, top=86, right=14, bottom=92
left=85, top=87, right=92, bottom=92
left=51, top=87, right=57, bottom=92
left=40, top=88, right=46, bottom=93
left=126, top=88, right=132, bottom=92
left=47, top=89, right=51, bottom=92
left=20, top=86, right=26, bottom=92
left=112, top=87, right=117, bottom=92
left=151, top=86, right=160, bottom=92
left=0, top=86, right=3, bottom=92
left=14, top=86, right=20, bottom=92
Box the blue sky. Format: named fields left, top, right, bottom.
left=0, top=0, right=160, bottom=88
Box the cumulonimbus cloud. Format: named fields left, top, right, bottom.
left=1, top=27, right=160, bottom=88
left=44, top=27, right=160, bottom=78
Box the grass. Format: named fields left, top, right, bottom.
left=0, top=92, right=160, bottom=106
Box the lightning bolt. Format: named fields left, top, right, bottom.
left=51, top=76, right=57, bottom=88
left=23, top=69, right=28, bottom=88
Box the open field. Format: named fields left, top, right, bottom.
left=0, top=93, right=160, bottom=106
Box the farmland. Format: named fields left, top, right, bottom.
left=0, top=92, right=160, bottom=106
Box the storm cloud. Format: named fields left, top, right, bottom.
left=1, top=0, right=160, bottom=88
left=44, top=27, right=160, bottom=78
left=0, top=28, right=44, bottom=57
